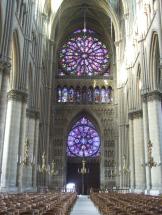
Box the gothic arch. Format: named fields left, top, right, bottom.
left=66, top=110, right=102, bottom=142
left=149, top=32, right=160, bottom=91
left=10, top=30, right=20, bottom=90
left=65, top=110, right=102, bottom=159
left=50, top=0, right=120, bottom=40
left=50, top=0, right=120, bottom=56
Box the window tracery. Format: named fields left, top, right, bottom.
left=59, top=29, right=110, bottom=76
left=67, top=117, right=100, bottom=157
left=56, top=85, right=113, bottom=104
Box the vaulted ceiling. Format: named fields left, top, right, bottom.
left=50, top=0, right=125, bottom=54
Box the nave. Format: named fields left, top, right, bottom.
left=70, top=195, right=101, bottom=215
left=0, top=191, right=162, bottom=214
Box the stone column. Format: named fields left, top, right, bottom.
left=118, top=126, right=123, bottom=188
left=100, top=135, right=105, bottom=190
left=128, top=115, right=135, bottom=191
left=33, top=115, right=39, bottom=191
left=142, top=95, right=151, bottom=193
left=21, top=117, right=35, bottom=191
left=0, top=89, right=27, bottom=192
left=147, top=91, right=162, bottom=194
left=0, top=63, right=10, bottom=175
left=21, top=109, right=39, bottom=192
left=133, top=111, right=145, bottom=192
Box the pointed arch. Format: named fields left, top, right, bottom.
left=66, top=111, right=101, bottom=157
left=66, top=110, right=101, bottom=139
left=150, top=32, right=161, bottom=91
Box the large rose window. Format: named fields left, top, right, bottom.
left=67, top=117, right=100, bottom=157
left=59, top=29, right=109, bottom=76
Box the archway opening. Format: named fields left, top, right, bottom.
left=66, top=116, right=100, bottom=194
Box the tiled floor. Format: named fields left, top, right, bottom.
left=70, top=195, right=101, bottom=215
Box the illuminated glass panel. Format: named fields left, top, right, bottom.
left=68, top=87, right=75, bottom=102
left=75, top=86, right=81, bottom=103
left=57, top=86, right=62, bottom=102
left=59, top=29, right=109, bottom=76
left=101, top=87, right=106, bottom=103
left=106, top=86, right=112, bottom=103
left=87, top=86, right=93, bottom=102
left=56, top=85, right=113, bottom=103
left=94, top=86, right=100, bottom=103
left=67, top=117, right=100, bottom=157
left=82, top=86, right=87, bottom=103
left=62, top=87, right=68, bottom=102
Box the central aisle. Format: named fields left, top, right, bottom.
left=70, top=195, right=101, bottom=215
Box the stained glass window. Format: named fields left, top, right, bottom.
left=75, top=86, right=81, bottom=103
left=59, top=29, right=109, bottom=76
left=101, top=87, right=106, bottom=103
left=62, top=87, right=68, bottom=102
left=106, top=86, right=112, bottom=103
left=57, top=86, right=62, bottom=102
left=67, top=117, right=100, bottom=157
left=87, top=86, right=93, bottom=102
left=94, top=86, right=100, bottom=103
left=69, top=87, right=75, bottom=102
left=82, top=86, right=87, bottom=103
left=56, top=85, right=113, bottom=104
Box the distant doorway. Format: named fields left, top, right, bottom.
left=67, top=158, right=100, bottom=195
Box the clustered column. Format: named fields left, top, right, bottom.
left=147, top=92, right=162, bottom=194
left=0, top=89, right=27, bottom=192
left=128, top=111, right=145, bottom=192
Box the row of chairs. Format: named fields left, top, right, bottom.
left=90, top=191, right=162, bottom=215
left=0, top=191, right=77, bottom=214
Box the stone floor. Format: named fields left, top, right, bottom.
left=70, top=195, right=101, bottom=215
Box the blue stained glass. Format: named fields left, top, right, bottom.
left=59, top=29, right=109, bottom=76
left=67, top=117, right=100, bottom=157
left=101, top=87, right=106, bottom=103
left=57, top=86, right=62, bottom=102
left=62, top=87, right=68, bottom=102
left=69, top=87, right=75, bottom=102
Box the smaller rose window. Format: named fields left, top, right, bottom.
left=67, top=117, right=100, bottom=157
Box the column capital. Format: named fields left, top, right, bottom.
left=26, top=108, right=40, bottom=119
left=147, top=91, right=161, bottom=102
left=142, top=91, right=162, bottom=102
left=128, top=110, right=143, bottom=119
left=0, top=56, right=11, bottom=71
left=7, top=89, right=28, bottom=103
left=141, top=94, right=148, bottom=103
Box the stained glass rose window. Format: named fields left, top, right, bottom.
left=59, top=29, right=109, bottom=76
left=67, top=117, right=100, bottom=157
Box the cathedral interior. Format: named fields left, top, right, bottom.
left=0, top=0, right=162, bottom=213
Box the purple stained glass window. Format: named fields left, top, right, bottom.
left=59, top=29, right=109, bottom=76
left=67, top=117, right=100, bottom=157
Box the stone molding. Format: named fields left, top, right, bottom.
left=141, top=94, right=148, bottom=103
left=128, top=110, right=143, bottom=119
left=147, top=91, right=162, bottom=102
left=7, top=89, right=28, bottom=102
left=0, top=57, right=11, bottom=71
left=26, top=108, right=40, bottom=119
left=142, top=91, right=162, bottom=102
